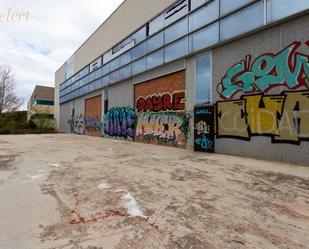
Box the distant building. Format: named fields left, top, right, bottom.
left=27, top=85, right=55, bottom=126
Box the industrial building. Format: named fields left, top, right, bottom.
left=28, top=85, right=55, bottom=126
left=55, top=0, right=309, bottom=165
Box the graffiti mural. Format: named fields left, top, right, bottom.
left=135, top=112, right=190, bottom=147
left=85, top=95, right=102, bottom=137
left=194, top=106, right=215, bottom=152
left=217, top=41, right=309, bottom=100
left=68, top=114, right=85, bottom=135
left=216, top=40, right=309, bottom=145
left=135, top=70, right=189, bottom=147
left=85, top=116, right=101, bottom=133
left=103, top=107, right=136, bottom=140
left=135, top=90, right=188, bottom=147
left=136, top=91, right=185, bottom=113
left=216, top=91, right=309, bottom=144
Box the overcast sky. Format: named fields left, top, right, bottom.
left=0, top=0, right=124, bottom=110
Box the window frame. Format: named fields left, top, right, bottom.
left=194, top=51, right=213, bottom=105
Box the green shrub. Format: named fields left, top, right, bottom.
left=0, top=127, right=11, bottom=134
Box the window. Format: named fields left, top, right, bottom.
left=220, top=0, right=255, bottom=16
left=113, top=36, right=132, bottom=54
left=220, top=1, right=264, bottom=41
left=120, top=64, right=131, bottom=79
left=189, top=0, right=219, bottom=32
left=132, top=42, right=146, bottom=61
left=164, top=37, right=188, bottom=63
left=165, top=17, right=188, bottom=44
left=110, top=57, right=120, bottom=71
left=102, top=63, right=110, bottom=75
left=110, top=70, right=120, bottom=83
left=189, top=23, right=219, bottom=52
left=89, top=71, right=95, bottom=82
left=132, top=57, right=146, bottom=75
left=147, top=31, right=164, bottom=53
left=94, top=68, right=102, bottom=79
left=149, top=14, right=164, bottom=36
left=103, top=75, right=110, bottom=87
left=196, top=53, right=212, bottom=104
left=164, top=0, right=189, bottom=25
left=35, top=100, right=54, bottom=106
left=267, top=0, right=309, bottom=23
left=120, top=51, right=132, bottom=66
left=147, top=49, right=164, bottom=69
left=132, top=26, right=146, bottom=44
left=103, top=50, right=113, bottom=63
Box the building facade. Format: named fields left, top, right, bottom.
left=28, top=85, right=55, bottom=126
left=55, top=0, right=309, bottom=165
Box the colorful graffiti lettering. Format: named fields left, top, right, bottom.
left=136, top=91, right=186, bottom=113
left=195, top=136, right=214, bottom=150
left=217, top=41, right=309, bottom=100
left=135, top=89, right=188, bottom=147
left=103, top=107, right=136, bottom=140
left=216, top=90, right=309, bottom=144
left=68, top=114, right=85, bottom=135
left=85, top=116, right=101, bottom=132
left=135, top=112, right=190, bottom=147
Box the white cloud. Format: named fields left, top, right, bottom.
left=0, top=0, right=124, bottom=109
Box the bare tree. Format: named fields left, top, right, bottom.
left=0, top=65, right=23, bottom=114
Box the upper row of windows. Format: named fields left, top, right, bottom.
left=60, top=0, right=309, bottom=99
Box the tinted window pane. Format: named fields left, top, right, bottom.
left=220, top=1, right=264, bottom=41
left=89, top=72, right=95, bottom=82
left=164, top=37, right=188, bottom=63
left=267, top=0, right=309, bottom=23
left=165, top=17, right=188, bottom=44
left=110, top=70, right=120, bottom=83
left=132, top=26, right=146, bottom=44
left=149, top=14, right=164, bottom=36
left=110, top=58, right=120, bottom=71
left=189, top=0, right=219, bottom=32
left=102, top=63, right=110, bottom=75
left=191, top=0, right=208, bottom=10
left=132, top=58, right=146, bottom=75
left=121, top=51, right=132, bottom=66
left=196, top=53, right=211, bottom=104
left=220, top=0, right=255, bottom=16
left=132, top=42, right=146, bottom=61
left=103, top=75, right=110, bottom=86
left=94, top=68, right=102, bottom=79
left=103, top=50, right=113, bottom=63
left=147, top=49, right=164, bottom=69
left=147, top=31, right=164, bottom=53
left=120, top=64, right=131, bottom=79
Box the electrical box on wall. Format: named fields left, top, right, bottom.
left=194, top=105, right=215, bottom=153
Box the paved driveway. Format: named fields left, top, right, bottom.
left=0, top=134, right=308, bottom=249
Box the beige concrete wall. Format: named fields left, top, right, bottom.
left=55, top=0, right=176, bottom=83
left=108, top=80, right=134, bottom=108
left=54, top=66, right=64, bottom=131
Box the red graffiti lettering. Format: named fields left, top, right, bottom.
left=136, top=91, right=186, bottom=113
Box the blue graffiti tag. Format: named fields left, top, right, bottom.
left=195, top=136, right=214, bottom=150
left=104, top=107, right=136, bottom=140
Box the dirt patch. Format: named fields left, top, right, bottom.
left=0, top=155, right=17, bottom=170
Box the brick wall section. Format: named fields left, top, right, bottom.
left=134, top=70, right=185, bottom=101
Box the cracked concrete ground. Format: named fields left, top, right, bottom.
left=0, top=134, right=308, bottom=249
